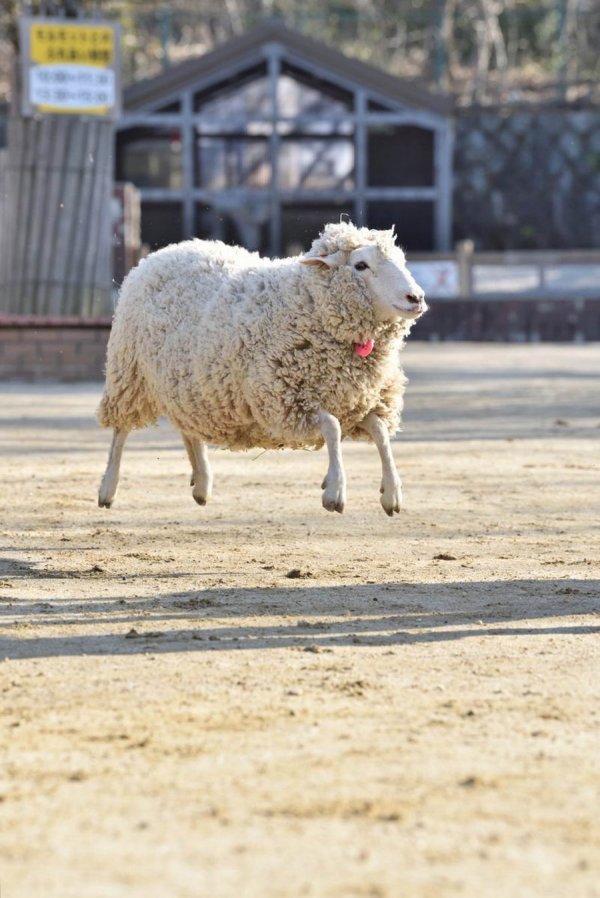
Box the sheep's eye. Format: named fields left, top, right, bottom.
left=354, top=261, right=369, bottom=271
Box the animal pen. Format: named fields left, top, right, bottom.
left=116, top=21, right=453, bottom=257
left=1, top=11, right=599, bottom=897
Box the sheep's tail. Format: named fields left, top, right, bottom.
left=97, top=350, right=159, bottom=431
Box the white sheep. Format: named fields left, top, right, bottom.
left=97, top=221, right=426, bottom=515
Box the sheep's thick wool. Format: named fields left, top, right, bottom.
left=97, top=224, right=414, bottom=450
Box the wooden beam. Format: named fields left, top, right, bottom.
left=134, top=186, right=437, bottom=203
left=434, top=122, right=453, bottom=251
left=354, top=89, right=367, bottom=225
left=181, top=90, right=195, bottom=238
left=117, top=111, right=442, bottom=133
left=267, top=44, right=281, bottom=256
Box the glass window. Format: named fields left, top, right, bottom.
left=279, top=138, right=354, bottom=190
left=279, top=65, right=352, bottom=118
left=196, top=204, right=222, bottom=241
left=278, top=120, right=352, bottom=137
left=196, top=204, right=269, bottom=255
left=367, top=201, right=434, bottom=251
left=281, top=203, right=354, bottom=256
left=367, top=125, right=434, bottom=187
left=154, top=100, right=181, bottom=113
left=194, top=64, right=271, bottom=119
left=368, top=98, right=395, bottom=112
left=117, top=127, right=183, bottom=189
left=196, top=135, right=270, bottom=189
left=141, top=201, right=183, bottom=251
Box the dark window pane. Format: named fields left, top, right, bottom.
left=280, top=138, right=354, bottom=190
left=141, top=202, right=183, bottom=251
left=196, top=135, right=270, bottom=189
left=281, top=203, right=354, bottom=256
left=368, top=125, right=434, bottom=187
left=279, top=64, right=352, bottom=117
left=368, top=98, right=394, bottom=111
left=117, top=127, right=182, bottom=188
left=367, top=201, right=434, bottom=251
left=194, top=64, right=270, bottom=119
left=155, top=100, right=181, bottom=113
left=196, top=204, right=269, bottom=254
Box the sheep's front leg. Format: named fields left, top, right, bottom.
left=317, top=411, right=346, bottom=513
left=98, top=428, right=129, bottom=508
left=362, top=411, right=402, bottom=516
left=182, top=435, right=212, bottom=506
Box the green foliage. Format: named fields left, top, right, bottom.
left=2, top=0, right=600, bottom=105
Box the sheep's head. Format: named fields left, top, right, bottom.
left=301, top=222, right=427, bottom=323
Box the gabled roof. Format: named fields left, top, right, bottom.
left=124, top=19, right=452, bottom=116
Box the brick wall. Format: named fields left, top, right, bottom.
left=0, top=300, right=596, bottom=382
left=0, top=317, right=111, bottom=381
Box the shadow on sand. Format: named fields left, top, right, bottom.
left=1, top=564, right=598, bottom=660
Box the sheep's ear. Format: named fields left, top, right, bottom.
left=300, top=251, right=344, bottom=269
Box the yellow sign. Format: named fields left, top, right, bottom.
left=30, top=23, right=115, bottom=67
left=21, top=17, right=121, bottom=119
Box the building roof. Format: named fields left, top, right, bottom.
left=124, top=20, right=452, bottom=116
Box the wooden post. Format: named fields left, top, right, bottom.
left=456, top=238, right=474, bottom=296
left=0, top=53, right=114, bottom=317
left=354, top=89, right=367, bottom=227
left=267, top=44, right=281, bottom=257
left=434, top=122, right=453, bottom=251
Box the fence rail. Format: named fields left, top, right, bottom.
left=411, top=242, right=600, bottom=301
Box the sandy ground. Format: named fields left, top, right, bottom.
left=0, top=343, right=599, bottom=898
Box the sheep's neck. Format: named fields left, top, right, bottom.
left=354, top=339, right=374, bottom=357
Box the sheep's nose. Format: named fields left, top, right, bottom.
left=405, top=293, right=422, bottom=305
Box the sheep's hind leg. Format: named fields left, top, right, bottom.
left=317, top=411, right=346, bottom=513
left=361, top=411, right=402, bottom=516
left=98, top=428, right=129, bottom=508
left=182, top=435, right=212, bottom=506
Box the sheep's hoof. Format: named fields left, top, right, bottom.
left=98, top=497, right=112, bottom=509
left=380, top=478, right=402, bottom=516
left=322, top=489, right=345, bottom=513
left=380, top=495, right=402, bottom=516
left=321, top=473, right=345, bottom=513
left=193, top=494, right=207, bottom=506
left=323, top=497, right=344, bottom=514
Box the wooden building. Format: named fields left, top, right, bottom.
left=116, top=21, right=453, bottom=257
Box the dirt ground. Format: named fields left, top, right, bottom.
left=1, top=343, right=599, bottom=898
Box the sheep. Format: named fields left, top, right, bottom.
left=97, top=221, right=427, bottom=515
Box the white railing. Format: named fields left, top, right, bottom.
left=410, top=242, right=600, bottom=299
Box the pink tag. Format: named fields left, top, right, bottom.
left=354, top=339, right=374, bottom=357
